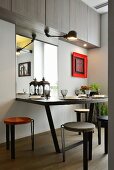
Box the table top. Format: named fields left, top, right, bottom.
left=16, top=94, right=108, bottom=106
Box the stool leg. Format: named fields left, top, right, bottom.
left=11, top=125, right=15, bottom=159
left=98, top=120, right=101, bottom=145
left=85, top=113, right=88, bottom=122
left=83, top=132, right=89, bottom=170
left=77, top=113, right=81, bottom=135
left=31, top=119, right=34, bottom=151
left=6, top=124, right=10, bottom=150
left=88, top=131, right=92, bottom=160
left=61, top=125, right=65, bottom=162
left=104, top=123, right=108, bottom=154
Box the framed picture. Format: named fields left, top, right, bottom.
left=18, top=62, right=31, bottom=77
left=72, top=52, right=88, bottom=78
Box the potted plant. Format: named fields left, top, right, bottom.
left=95, top=103, right=108, bottom=116
left=90, top=83, right=101, bottom=94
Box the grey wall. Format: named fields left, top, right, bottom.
left=58, top=40, right=88, bottom=95
left=0, top=20, right=15, bottom=142
left=0, top=19, right=88, bottom=143
left=88, top=13, right=108, bottom=94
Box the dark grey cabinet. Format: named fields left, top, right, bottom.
left=70, top=0, right=88, bottom=42
left=88, top=6, right=100, bottom=47
left=46, top=0, right=69, bottom=33
left=0, top=0, right=11, bottom=10
left=12, top=0, right=45, bottom=24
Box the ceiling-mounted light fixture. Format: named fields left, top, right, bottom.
left=44, top=27, right=77, bottom=41
left=16, top=33, right=36, bottom=53
left=83, top=43, right=87, bottom=47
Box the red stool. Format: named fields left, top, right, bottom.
left=4, top=117, right=34, bottom=159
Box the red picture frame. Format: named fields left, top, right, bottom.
left=72, top=52, right=88, bottom=78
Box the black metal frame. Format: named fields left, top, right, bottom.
left=45, top=103, right=94, bottom=153
left=16, top=97, right=108, bottom=153
left=5, top=119, right=34, bottom=159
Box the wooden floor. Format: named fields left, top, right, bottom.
left=0, top=128, right=108, bottom=170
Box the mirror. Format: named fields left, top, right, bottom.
left=16, top=34, right=58, bottom=96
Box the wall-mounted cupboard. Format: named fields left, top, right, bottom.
left=46, top=0, right=100, bottom=47
left=12, top=0, right=45, bottom=24
left=88, top=6, right=100, bottom=47
left=70, top=0, right=88, bottom=42
left=0, top=0, right=11, bottom=10
left=0, top=0, right=100, bottom=47
left=46, top=0, right=69, bottom=33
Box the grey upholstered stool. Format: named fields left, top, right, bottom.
left=61, top=122, right=95, bottom=170
left=74, top=108, right=90, bottom=122
left=74, top=109, right=90, bottom=135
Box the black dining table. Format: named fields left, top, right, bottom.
left=16, top=95, right=108, bottom=153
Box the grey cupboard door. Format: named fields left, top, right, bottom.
left=12, top=0, right=45, bottom=24
left=61, top=0, right=69, bottom=33
left=88, top=6, right=100, bottom=47
left=70, top=0, right=88, bottom=41
left=46, top=0, right=69, bottom=33
left=0, top=0, right=11, bottom=10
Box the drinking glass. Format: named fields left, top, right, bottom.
left=61, top=89, right=68, bottom=98
left=85, top=90, right=91, bottom=98
left=75, top=89, right=80, bottom=96
left=44, top=90, right=50, bottom=100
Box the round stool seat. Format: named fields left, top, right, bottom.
left=4, top=117, right=32, bottom=125
left=63, top=122, right=95, bottom=132
left=74, top=109, right=89, bottom=112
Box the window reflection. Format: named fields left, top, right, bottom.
left=16, top=34, right=58, bottom=97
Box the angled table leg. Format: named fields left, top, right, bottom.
left=88, top=103, right=94, bottom=123
left=45, top=105, right=60, bottom=153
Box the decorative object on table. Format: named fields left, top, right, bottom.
left=90, top=83, right=101, bottom=94
left=38, top=77, right=50, bottom=97
left=29, top=77, right=50, bottom=97
left=85, top=89, right=91, bottom=97
left=97, top=103, right=108, bottom=116
left=72, top=52, right=88, bottom=78
left=44, top=90, right=50, bottom=100
left=80, top=85, right=91, bottom=94
left=29, top=78, right=39, bottom=95
left=61, top=89, right=68, bottom=98
left=18, top=62, right=31, bottom=77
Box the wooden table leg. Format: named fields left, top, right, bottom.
left=45, top=105, right=60, bottom=153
